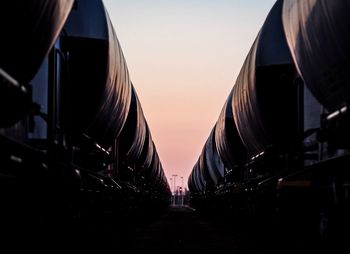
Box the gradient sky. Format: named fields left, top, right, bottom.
left=103, top=0, right=276, bottom=190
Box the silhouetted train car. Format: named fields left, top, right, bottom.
left=116, top=85, right=171, bottom=202
left=279, top=0, right=350, bottom=247
left=0, top=0, right=74, bottom=127
left=189, top=0, right=350, bottom=249
left=118, top=86, right=148, bottom=181
left=0, top=0, right=171, bottom=243
left=205, top=126, right=225, bottom=188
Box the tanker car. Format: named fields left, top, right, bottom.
left=0, top=0, right=171, bottom=248
left=189, top=0, right=350, bottom=250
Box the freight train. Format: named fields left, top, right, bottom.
left=189, top=0, right=350, bottom=250
left=0, top=0, right=171, bottom=246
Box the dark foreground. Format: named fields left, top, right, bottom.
left=126, top=206, right=247, bottom=253
left=1, top=205, right=342, bottom=253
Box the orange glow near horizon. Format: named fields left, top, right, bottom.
left=103, top=0, right=277, bottom=190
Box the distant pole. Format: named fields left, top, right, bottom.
left=181, top=177, right=184, bottom=205
left=172, top=174, right=177, bottom=205
left=170, top=177, right=173, bottom=204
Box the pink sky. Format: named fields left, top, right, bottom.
left=103, top=0, right=276, bottom=190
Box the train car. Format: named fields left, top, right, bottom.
left=189, top=0, right=350, bottom=249
left=278, top=0, right=350, bottom=247
left=0, top=0, right=171, bottom=246
left=190, top=0, right=294, bottom=207
left=0, top=0, right=74, bottom=127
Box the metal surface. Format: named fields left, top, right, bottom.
left=0, top=0, right=74, bottom=84
left=118, top=85, right=147, bottom=164
left=215, top=89, right=246, bottom=168
left=62, top=0, right=132, bottom=148
left=205, top=126, right=225, bottom=186
left=283, top=0, right=350, bottom=111
left=233, top=0, right=297, bottom=157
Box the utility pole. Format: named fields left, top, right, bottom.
left=172, top=174, right=177, bottom=205
left=181, top=176, right=184, bottom=205
left=170, top=177, right=173, bottom=205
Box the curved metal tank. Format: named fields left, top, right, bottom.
left=151, top=153, right=162, bottom=182
left=190, top=160, right=206, bottom=193
left=118, top=85, right=147, bottom=165
left=0, top=0, right=74, bottom=127
left=204, top=126, right=225, bottom=186
left=189, top=163, right=199, bottom=193
left=144, top=145, right=161, bottom=183
left=232, top=0, right=298, bottom=157
left=199, top=145, right=214, bottom=189
left=157, top=171, right=170, bottom=196
left=152, top=168, right=166, bottom=193
left=137, top=124, right=154, bottom=170
left=188, top=171, right=195, bottom=193
left=282, top=0, right=350, bottom=111
left=62, top=0, right=131, bottom=149
left=215, top=89, right=247, bottom=170
left=0, top=0, right=74, bottom=84
left=155, top=168, right=166, bottom=187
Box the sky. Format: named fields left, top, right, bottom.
left=103, top=0, right=277, bottom=190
